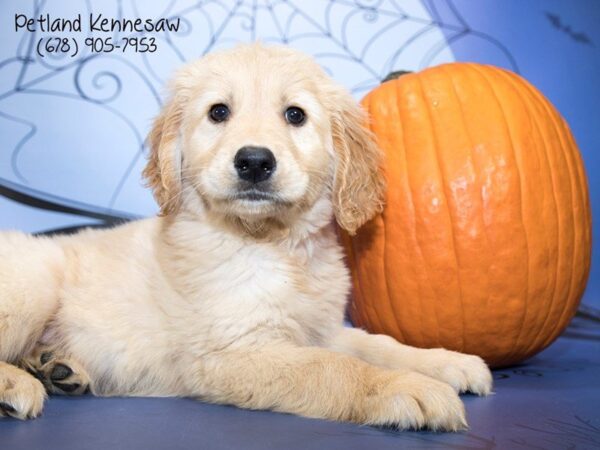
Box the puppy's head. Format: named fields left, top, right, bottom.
left=143, top=44, right=384, bottom=235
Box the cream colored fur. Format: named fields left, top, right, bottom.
left=0, top=44, right=491, bottom=428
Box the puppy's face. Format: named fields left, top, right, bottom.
left=145, top=45, right=384, bottom=235
left=182, top=50, right=332, bottom=221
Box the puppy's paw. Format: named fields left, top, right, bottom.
left=20, top=347, right=90, bottom=396
left=0, top=363, right=46, bottom=420
left=413, top=349, right=493, bottom=396
left=362, top=370, right=467, bottom=431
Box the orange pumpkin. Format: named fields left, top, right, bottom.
left=342, top=63, right=592, bottom=368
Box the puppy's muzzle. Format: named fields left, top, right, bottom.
left=234, top=146, right=276, bottom=184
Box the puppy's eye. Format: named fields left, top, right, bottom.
left=284, top=106, right=306, bottom=126
left=209, top=104, right=230, bottom=123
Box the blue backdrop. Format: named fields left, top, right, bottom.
left=0, top=0, right=597, bottom=310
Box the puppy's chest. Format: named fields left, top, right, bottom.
left=173, top=240, right=348, bottom=351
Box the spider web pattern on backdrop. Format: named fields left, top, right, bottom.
left=0, top=0, right=517, bottom=223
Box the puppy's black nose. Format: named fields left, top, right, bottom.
left=234, top=146, right=276, bottom=183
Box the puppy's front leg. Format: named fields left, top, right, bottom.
left=328, top=328, right=493, bottom=396
left=192, top=345, right=466, bottom=430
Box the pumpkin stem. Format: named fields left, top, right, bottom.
left=382, top=70, right=413, bottom=83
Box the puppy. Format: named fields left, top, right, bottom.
left=0, top=44, right=492, bottom=429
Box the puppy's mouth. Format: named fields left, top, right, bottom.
left=233, top=189, right=281, bottom=203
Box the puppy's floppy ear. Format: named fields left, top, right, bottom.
left=329, top=87, right=385, bottom=235
left=143, top=88, right=185, bottom=216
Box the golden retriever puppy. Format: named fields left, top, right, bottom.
left=0, top=44, right=492, bottom=429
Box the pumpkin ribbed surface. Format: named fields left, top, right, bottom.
left=343, top=63, right=591, bottom=368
